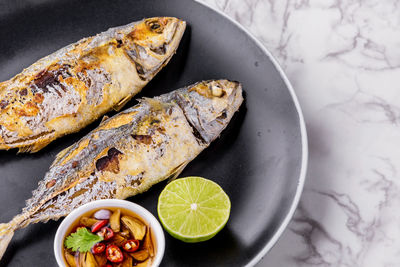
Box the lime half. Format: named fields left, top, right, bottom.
left=157, top=176, right=231, bottom=243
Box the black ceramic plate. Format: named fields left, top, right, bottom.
left=0, top=0, right=307, bottom=266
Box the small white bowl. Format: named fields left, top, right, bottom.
left=54, top=199, right=165, bottom=267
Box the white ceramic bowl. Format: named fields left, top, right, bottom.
left=54, top=199, right=165, bottom=266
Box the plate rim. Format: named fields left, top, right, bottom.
left=194, top=1, right=309, bottom=265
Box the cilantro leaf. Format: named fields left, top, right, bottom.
left=64, top=227, right=103, bottom=252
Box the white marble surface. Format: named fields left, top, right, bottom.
left=200, top=0, right=400, bottom=266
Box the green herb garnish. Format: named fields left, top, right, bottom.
left=64, top=227, right=103, bottom=252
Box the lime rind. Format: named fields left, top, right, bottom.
left=157, top=176, right=231, bottom=243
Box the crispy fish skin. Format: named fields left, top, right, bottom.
left=0, top=17, right=186, bottom=153
left=0, top=80, right=243, bottom=259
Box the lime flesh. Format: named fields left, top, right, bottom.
left=157, top=176, right=231, bottom=243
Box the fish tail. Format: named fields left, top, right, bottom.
left=0, top=213, right=29, bottom=260
left=0, top=222, right=15, bottom=260
left=167, top=161, right=188, bottom=183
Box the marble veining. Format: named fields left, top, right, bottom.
left=200, top=0, right=400, bottom=266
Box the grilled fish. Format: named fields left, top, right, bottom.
left=0, top=80, right=243, bottom=259
left=0, top=17, right=186, bottom=152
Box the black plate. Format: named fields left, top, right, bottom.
left=0, top=0, right=307, bottom=266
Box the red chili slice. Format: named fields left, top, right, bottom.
left=106, top=245, right=124, bottom=263
left=91, top=220, right=108, bottom=233
left=122, top=239, right=140, bottom=252
left=97, top=227, right=114, bottom=240
left=91, top=242, right=106, bottom=254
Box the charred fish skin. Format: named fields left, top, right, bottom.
left=0, top=80, right=243, bottom=259
left=0, top=17, right=186, bottom=153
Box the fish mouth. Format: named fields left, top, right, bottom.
left=204, top=80, right=243, bottom=143
left=146, top=18, right=186, bottom=77
left=146, top=17, right=186, bottom=54
left=172, top=80, right=243, bottom=144
left=126, top=18, right=186, bottom=81
left=163, top=18, right=187, bottom=49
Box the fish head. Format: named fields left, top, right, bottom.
left=122, top=17, right=186, bottom=80
left=173, top=80, right=243, bottom=144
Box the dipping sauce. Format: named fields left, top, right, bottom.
left=62, top=207, right=156, bottom=267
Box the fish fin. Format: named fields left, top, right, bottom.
left=97, top=115, right=110, bottom=128
left=167, top=162, right=188, bottom=183
left=12, top=131, right=56, bottom=153
left=143, top=97, right=168, bottom=112
left=0, top=223, right=15, bottom=260
left=100, top=115, right=110, bottom=124
left=113, top=95, right=132, bottom=112
left=51, top=145, right=71, bottom=167
left=17, top=143, right=45, bottom=153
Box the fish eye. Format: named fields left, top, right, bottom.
left=210, top=83, right=225, bottom=97
left=146, top=19, right=164, bottom=33
left=150, top=23, right=160, bottom=30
